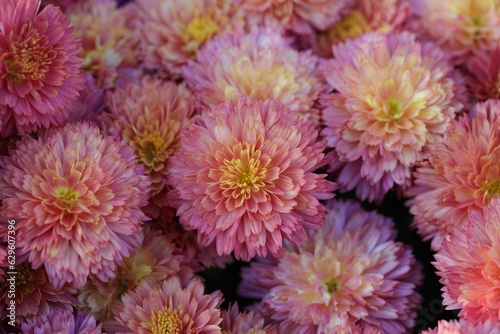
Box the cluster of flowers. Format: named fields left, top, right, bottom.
left=0, top=0, right=500, bottom=332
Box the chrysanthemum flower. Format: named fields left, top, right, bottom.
left=182, top=28, right=326, bottom=125
left=115, top=276, right=222, bottom=333
left=78, top=224, right=195, bottom=324
left=408, top=0, right=500, bottom=60
left=241, top=0, right=352, bottom=35
left=0, top=259, right=77, bottom=324
left=0, top=122, right=150, bottom=289
left=239, top=199, right=422, bottom=333
left=135, top=0, right=244, bottom=77
left=422, top=319, right=500, bottom=334
left=101, top=77, right=196, bottom=219
left=313, top=0, right=411, bottom=58
left=65, top=0, right=137, bottom=90
left=167, top=97, right=335, bottom=261
left=320, top=31, right=463, bottom=203
left=221, top=303, right=278, bottom=334
left=434, top=204, right=500, bottom=324
left=0, top=0, right=84, bottom=137
left=21, top=309, right=102, bottom=334
left=466, top=44, right=500, bottom=101
left=406, top=100, right=500, bottom=249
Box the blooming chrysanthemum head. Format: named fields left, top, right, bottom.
left=406, top=99, right=500, bottom=249
left=466, top=44, right=500, bottom=101
left=135, top=0, right=244, bottom=77
left=313, top=0, right=411, bottom=58
left=239, top=199, right=422, bottom=333
left=0, top=0, right=84, bottom=137
left=221, top=303, right=278, bottom=334
left=408, top=0, right=500, bottom=61
left=115, top=276, right=222, bottom=334
left=182, top=28, right=326, bottom=125
left=422, top=319, right=500, bottom=334
left=0, top=258, right=77, bottom=324
left=167, top=97, right=335, bottom=261
left=320, top=31, right=463, bottom=203
left=434, top=204, right=500, bottom=323
left=0, top=122, right=150, bottom=289
left=78, top=224, right=195, bottom=323
left=101, top=77, right=196, bottom=219
left=65, top=0, right=137, bottom=89
left=241, top=0, right=352, bottom=35
left=21, top=309, right=102, bottom=334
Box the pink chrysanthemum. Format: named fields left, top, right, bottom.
left=78, top=224, right=195, bottom=324
left=406, top=100, right=500, bottom=249
left=241, top=0, right=352, bottom=35
left=135, top=0, right=244, bottom=77
left=65, top=0, right=137, bottom=89
left=167, top=97, right=335, bottom=261
left=0, top=258, right=77, bottom=324
left=0, top=0, right=84, bottom=137
left=466, top=44, right=500, bottom=101
left=434, top=205, right=500, bottom=324
left=115, top=276, right=222, bottom=333
left=182, top=28, right=326, bottom=125
left=422, top=319, right=500, bottom=334
left=408, top=0, right=500, bottom=61
left=239, top=199, right=422, bottom=333
left=221, top=303, right=278, bottom=334
left=0, top=122, right=150, bottom=289
left=101, top=77, right=196, bottom=220
left=21, top=309, right=102, bottom=334
left=320, top=31, right=463, bottom=203
left=312, top=0, right=411, bottom=58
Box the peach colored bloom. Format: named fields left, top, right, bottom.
left=239, top=200, right=422, bottom=333
left=65, top=0, right=138, bottom=89
left=241, top=0, right=352, bottom=35
left=434, top=204, right=500, bottom=324
left=135, top=0, right=244, bottom=77
left=406, top=100, right=500, bottom=249
left=422, top=319, right=500, bottom=334
left=101, top=77, right=196, bottom=220
left=115, top=276, right=223, bottom=333
left=183, top=28, right=326, bottom=125
left=78, top=224, right=195, bottom=325
left=313, top=0, right=411, bottom=58
left=408, top=0, right=500, bottom=61
left=167, top=97, right=335, bottom=261
left=320, top=31, right=463, bottom=203
left=0, top=0, right=84, bottom=137
left=0, top=122, right=150, bottom=289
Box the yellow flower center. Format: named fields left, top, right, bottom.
left=186, top=16, right=219, bottom=44
left=132, top=119, right=179, bottom=169
left=326, top=10, right=372, bottom=44
left=6, top=37, right=51, bottom=82
left=150, top=307, right=185, bottom=334
left=324, top=278, right=340, bottom=294
left=387, top=97, right=403, bottom=118
left=54, top=187, right=80, bottom=211
left=484, top=179, right=500, bottom=198
left=219, top=148, right=267, bottom=200
left=14, top=262, right=35, bottom=287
